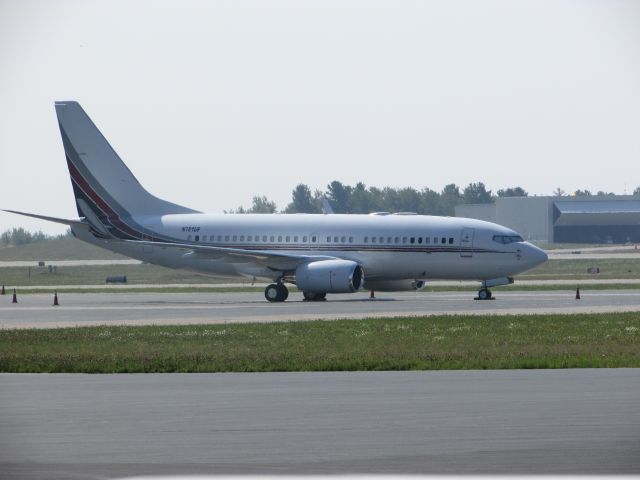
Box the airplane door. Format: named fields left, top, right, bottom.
left=460, top=228, right=474, bottom=257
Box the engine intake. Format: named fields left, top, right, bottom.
left=296, top=259, right=363, bottom=293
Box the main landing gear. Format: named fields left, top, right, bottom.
left=264, top=283, right=289, bottom=302
left=302, top=291, right=326, bottom=301
left=264, top=283, right=327, bottom=303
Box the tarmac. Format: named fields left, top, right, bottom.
left=1, top=288, right=640, bottom=329
left=1, top=369, right=638, bottom=478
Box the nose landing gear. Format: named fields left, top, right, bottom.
left=476, top=288, right=493, bottom=301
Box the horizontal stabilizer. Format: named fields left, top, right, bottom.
left=2, top=209, right=90, bottom=230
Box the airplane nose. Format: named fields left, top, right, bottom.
left=524, top=243, right=548, bottom=268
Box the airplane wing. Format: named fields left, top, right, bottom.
left=123, top=239, right=337, bottom=271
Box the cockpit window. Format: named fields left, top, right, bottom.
left=493, top=234, right=523, bottom=244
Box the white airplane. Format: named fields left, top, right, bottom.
left=5, top=101, right=547, bottom=302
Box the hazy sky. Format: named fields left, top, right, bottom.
left=1, top=0, right=639, bottom=234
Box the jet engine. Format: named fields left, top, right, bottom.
left=365, top=279, right=426, bottom=292
left=295, top=259, right=363, bottom=293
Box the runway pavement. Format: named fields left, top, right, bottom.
left=2, top=288, right=640, bottom=329
left=1, top=369, right=638, bottom=478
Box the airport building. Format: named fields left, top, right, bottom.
left=455, top=196, right=640, bottom=245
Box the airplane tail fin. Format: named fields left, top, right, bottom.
left=55, top=101, right=199, bottom=239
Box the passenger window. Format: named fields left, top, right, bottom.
left=433, top=237, right=438, bottom=244
left=334, top=236, right=339, bottom=243
left=278, top=236, right=282, bottom=242
left=303, top=236, right=308, bottom=242
left=364, top=236, right=369, bottom=243
left=410, top=237, right=415, bottom=244
left=286, top=236, right=290, bottom=242
left=240, top=235, right=244, bottom=242
left=418, top=237, right=422, bottom=244
left=217, top=235, right=222, bottom=242
left=372, top=237, right=377, bottom=243
left=441, top=237, right=446, bottom=244
left=270, top=235, right=275, bottom=242
left=394, top=236, right=399, bottom=243
left=327, top=236, right=331, bottom=243
left=225, top=235, right=230, bottom=242
left=201, top=235, right=207, bottom=242
left=449, top=237, right=454, bottom=244
left=312, top=236, right=317, bottom=243
left=294, top=236, right=298, bottom=242
left=402, top=237, right=407, bottom=244
left=349, top=236, right=354, bottom=243
left=425, top=237, right=430, bottom=244
left=341, top=236, right=346, bottom=243
left=379, top=237, right=384, bottom=244
left=188, top=235, right=192, bottom=241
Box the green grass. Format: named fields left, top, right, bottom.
left=522, top=257, right=640, bottom=280
left=0, top=263, right=241, bottom=286
left=1, top=313, right=638, bottom=372
left=0, top=237, right=129, bottom=261
left=2, top=257, right=640, bottom=288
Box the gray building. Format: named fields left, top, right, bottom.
left=455, top=196, right=640, bottom=245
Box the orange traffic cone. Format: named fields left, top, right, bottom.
left=575, top=287, right=581, bottom=300
left=12, top=288, right=17, bottom=304
left=53, top=291, right=59, bottom=306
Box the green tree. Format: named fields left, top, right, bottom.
left=462, top=182, right=493, bottom=204
left=439, top=184, right=462, bottom=215
left=419, top=188, right=441, bottom=215
left=326, top=181, right=352, bottom=213
left=345, top=182, right=369, bottom=214
left=497, top=187, right=528, bottom=197
left=285, top=184, right=320, bottom=213
left=573, top=189, right=592, bottom=196
left=247, top=195, right=277, bottom=213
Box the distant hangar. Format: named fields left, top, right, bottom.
left=455, top=196, right=640, bottom=244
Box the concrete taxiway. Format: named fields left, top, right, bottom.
left=1, top=369, right=638, bottom=478
left=2, top=289, right=640, bottom=329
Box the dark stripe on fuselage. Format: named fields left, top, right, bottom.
left=66, top=156, right=141, bottom=240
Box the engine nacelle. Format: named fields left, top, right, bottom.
left=295, top=259, right=364, bottom=293
left=365, top=279, right=426, bottom=292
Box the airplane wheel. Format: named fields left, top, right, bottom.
left=478, top=288, right=492, bottom=300
left=303, top=291, right=326, bottom=301
left=278, top=283, right=289, bottom=301
left=265, top=283, right=287, bottom=302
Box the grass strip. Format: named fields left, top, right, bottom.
left=1, top=313, right=638, bottom=373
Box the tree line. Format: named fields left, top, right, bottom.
left=0, top=228, right=71, bottom=247
left=232, top=182, right=640, bottom=215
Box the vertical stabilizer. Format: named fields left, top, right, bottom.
left=55, top=101, right=199, bottom=239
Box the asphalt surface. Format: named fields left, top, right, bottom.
left=2, top=289, right=640, bottom=328
left=1, top=370, right=638, bottom=478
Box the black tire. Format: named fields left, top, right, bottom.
left=265, top=284, right=282, bottom=302
left=478, top=288, right=491, bottom=300
left=303, top=291, right=326, bottom=301
left=277, top=283, right=289, bottom=301
left=303, top=291, right=317, bottom=301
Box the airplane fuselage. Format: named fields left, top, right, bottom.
left=73, top=212, right=547, bottom=284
